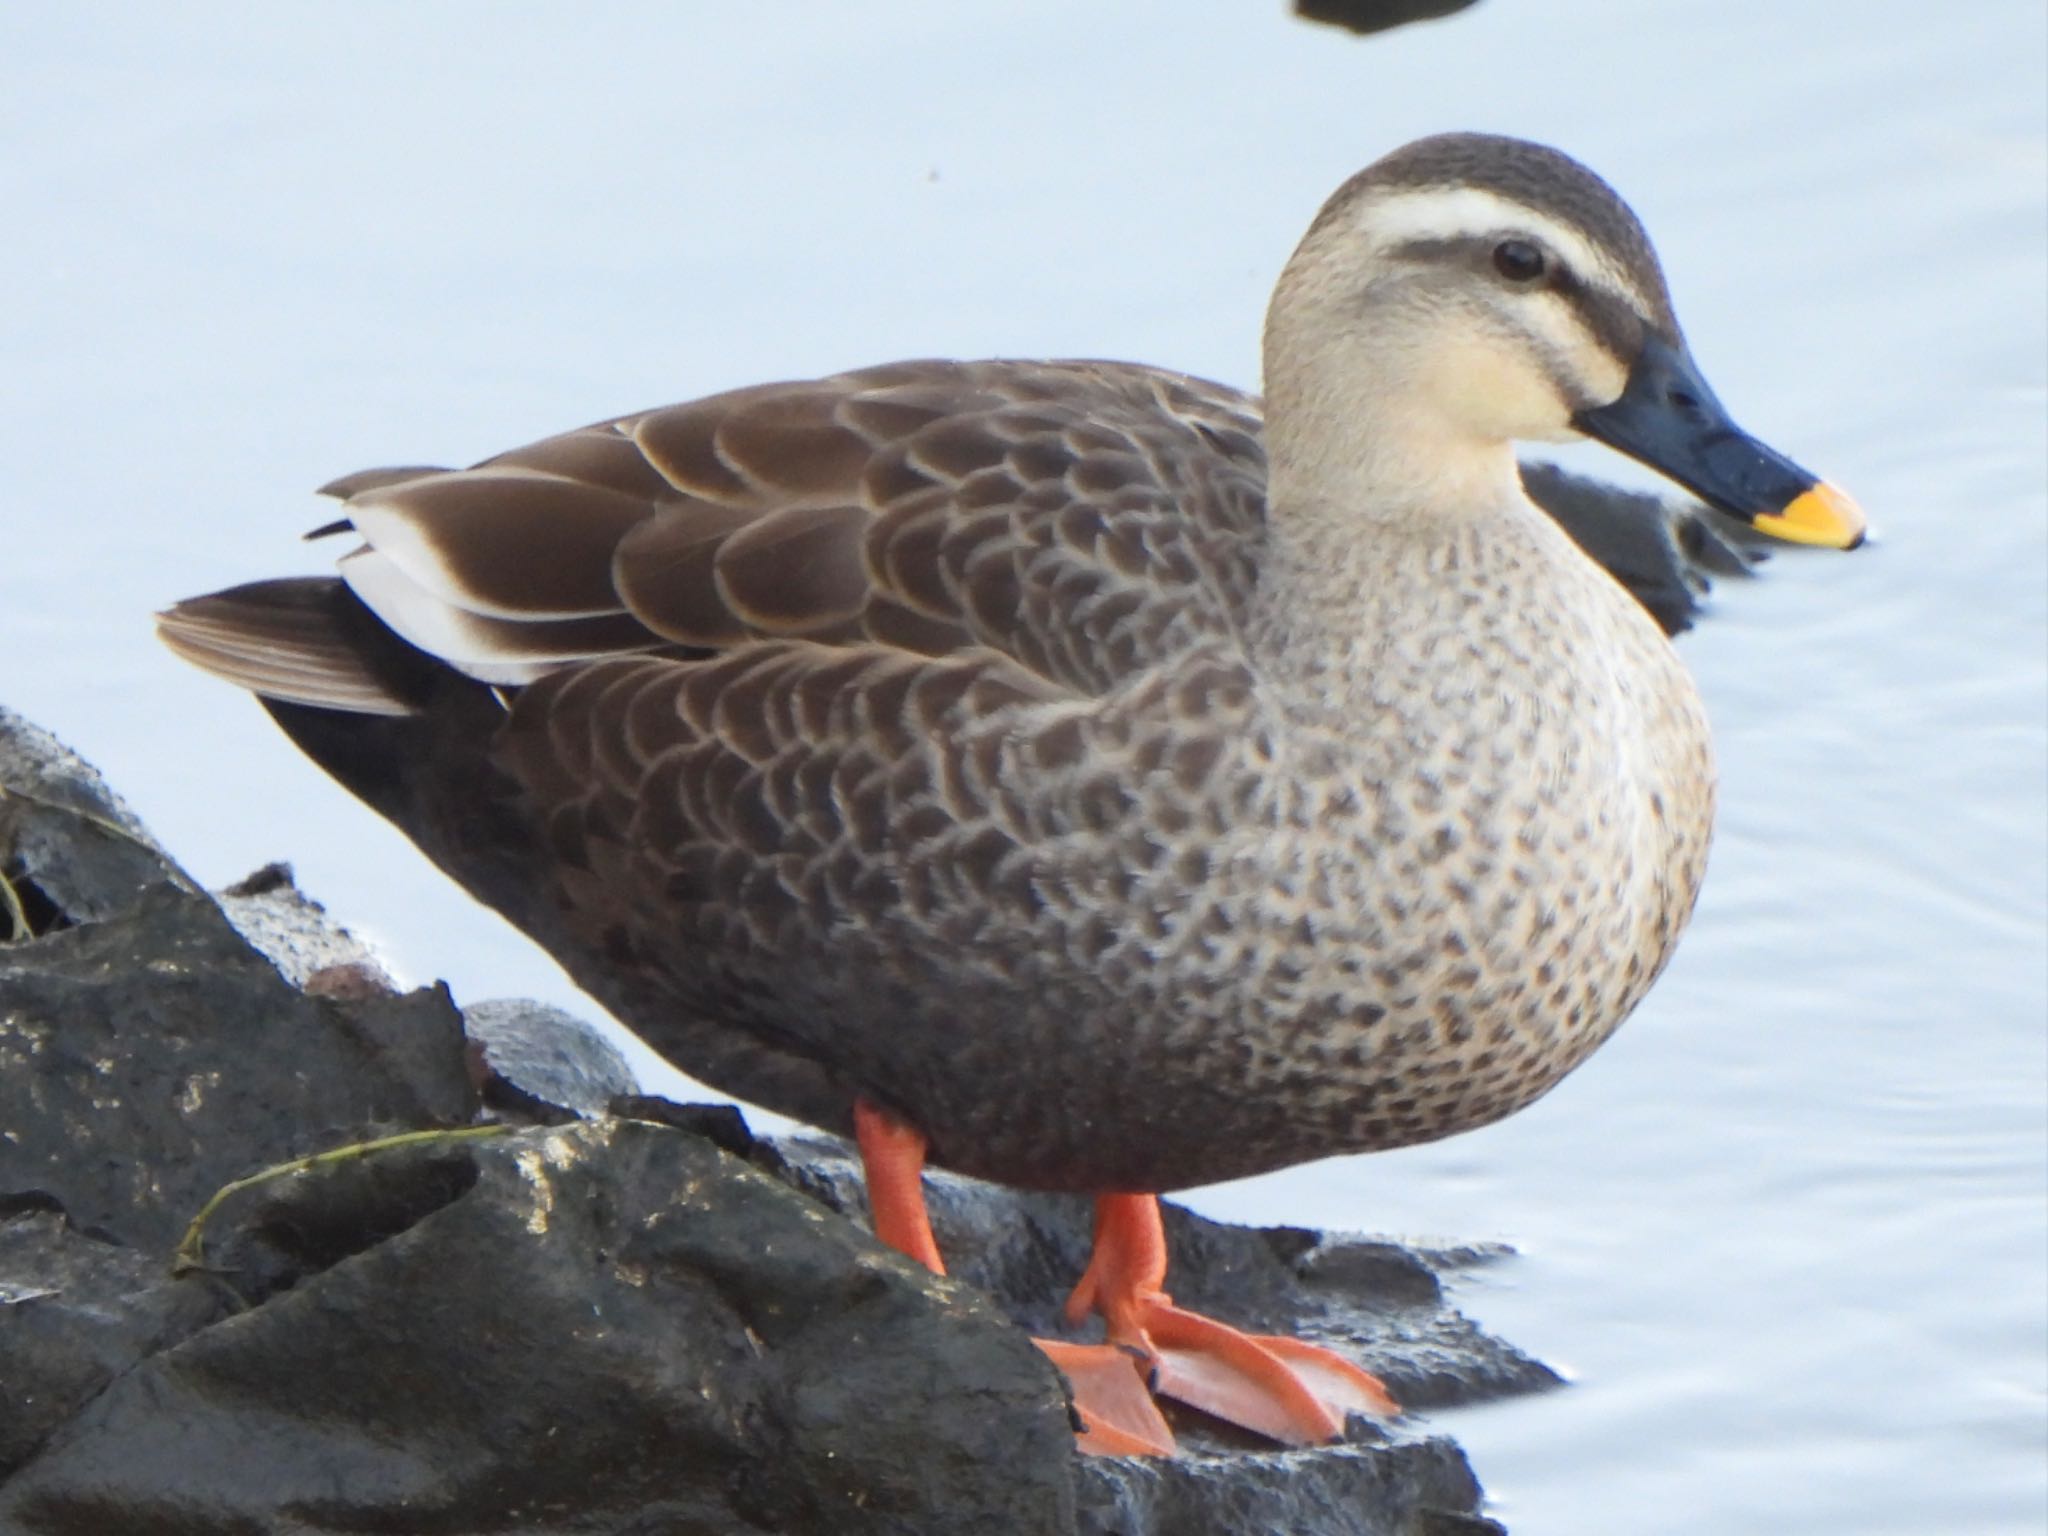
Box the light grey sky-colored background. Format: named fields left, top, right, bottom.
left=5, top=5, right=2044, bottom=1533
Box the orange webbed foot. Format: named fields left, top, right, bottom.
left=1136, top=1295, right=1399, bottom=1444
left=1033, top=1339, right=1180, bottom=1456
left=1063, top=1192, right=1399, bottom=1449
left=853, top=1104, right=1395, bottom=1458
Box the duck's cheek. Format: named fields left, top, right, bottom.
left=1413, top=326, right=1577, bottom=445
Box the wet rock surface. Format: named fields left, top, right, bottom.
left=0, top=706, right=1548, bottom=1534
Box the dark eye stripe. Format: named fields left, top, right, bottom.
left=1556, top=271, right=1648, bottom=370
left=1386, top=233, right=1647, bottom=368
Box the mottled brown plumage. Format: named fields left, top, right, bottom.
left=160, top=134, right=1858, bottom=1201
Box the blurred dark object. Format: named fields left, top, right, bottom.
left=1295, top=0, right=1481, bottom=37
left=1521, top=460, right=1766, bottom=636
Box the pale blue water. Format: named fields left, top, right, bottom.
left=4, top=5, right=2043, bottom=1532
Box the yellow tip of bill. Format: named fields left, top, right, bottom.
left=1752, top=481, right=1868, bottom=550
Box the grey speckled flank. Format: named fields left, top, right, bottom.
left=158, top=135, right=1726, bottom=1195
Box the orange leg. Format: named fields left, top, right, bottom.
left=852, top=1100, right=946, bottom=1274
left=852, top=1100, right=1176, bottom=1455
left=1062, top=1193, right=1400, bottom=1447
left=850, top=1103, right=1394, bottom=1456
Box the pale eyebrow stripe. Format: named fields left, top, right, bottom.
left=1355, top=185, right=1657, bottom=318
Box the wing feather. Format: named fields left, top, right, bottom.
left=297, top=359, right=1269, bottom=699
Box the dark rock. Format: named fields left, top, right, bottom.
left=214, top=859, right=400, bottom=995
left=2, top=1120, right=1079, bottom=1536
left=0, top=1209, right=222, bottom=1474
left=0, top=707, right=1553, bottom=1532
left=0, top=881, right=477, bottom=1256
left=463, top=996, right=640, bottom=1118
left=0, top=707, right=188, bottom=938
left=612, top=1094, right=760, bottom=1158
left=1078, top=1438, right=1503, bottom=1535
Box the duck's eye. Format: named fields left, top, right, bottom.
left=1492, top=239, right=1547, bottom=284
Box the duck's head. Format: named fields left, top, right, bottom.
left=1263, top=132, right=1864, bottom=549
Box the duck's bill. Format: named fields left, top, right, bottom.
left=1572, top=334, right=1866, bottom=550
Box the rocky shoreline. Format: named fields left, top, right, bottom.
left=0, top=706, right=1554, bottom=1534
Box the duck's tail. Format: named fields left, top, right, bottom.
left=157, top=578, right=517, bottom=864
left=156, top=576, right=439, bottom=717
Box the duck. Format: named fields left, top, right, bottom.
left=158, top=132, right=1864, bottom=1458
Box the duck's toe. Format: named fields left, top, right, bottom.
left=1034, top=1339, right=1180, bottom=1457
left=1141, top=1297, right=1399, bottom=1446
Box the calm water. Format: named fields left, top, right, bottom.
left=4, top=5, right=2043, bottom=1532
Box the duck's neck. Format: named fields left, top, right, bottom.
left=1258, top=270, right=1536, bottom=528
left=1249, top=354, right=1560, bottom=692
left=1262, top=390, right=1523, bottom=535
